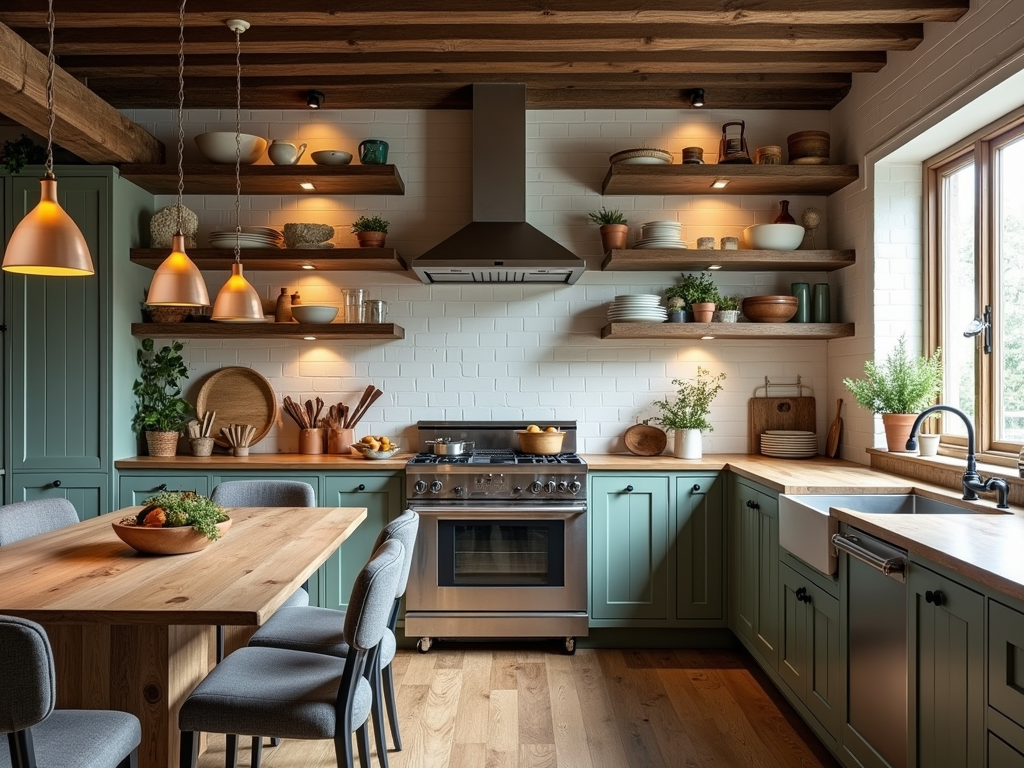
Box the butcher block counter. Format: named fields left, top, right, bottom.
left=115, top=452, right=415, bottom=471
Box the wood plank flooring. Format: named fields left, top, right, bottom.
left=195, top=647, right=839, bottom=768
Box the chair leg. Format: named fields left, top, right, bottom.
left=355, top=724, right=372, bottom=768
left=179, top=732, right=199, bottom=768
left=9, top=730, right=37, bottom=768
left=333, top=733, right=355, bottom=768
left=117, top=747, right=139, bottom=768
left=216, top=624, right=225, bottom=663
left=250, top=736, right=263, bottom=768
left=224, top=734, right=239, bottom=768
left=382, top=662, right=402, bottom=751
left=369, top=660, right=390, bottom=768
left=269, top=738, right=281, bottom=746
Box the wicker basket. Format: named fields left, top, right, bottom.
left=148, top=306, right=193, bottom=323
left=515, top=430, right=566, bottom=455
left=145, top=430, right=179, bottom=457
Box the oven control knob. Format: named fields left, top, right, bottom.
left=429, top=480, right=443, bottom=493
left=557, top=481, right=568, bottom=493
left=413, top=480, right=427, bottom=494
left=530, top=481, right=542, bottom=494
left=453, top=486, right=464, bottom=496
left=568, top=481, right=582, bottom=495
left=513, top=486, right=523, bottom=494
left=545, top=481, right=556, bottom=494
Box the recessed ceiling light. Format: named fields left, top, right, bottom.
left=701, top=335, right=715, bottom=340
left=301, top=264, right=315, bottom=270
left=303, top=336, right=317, bottom=340
left=299, top=182, right=316, bottom=191
left=306, top=89, right=325, bottom=109
left=708, top=264, right=723, bottom=270
left=711, top=178, right=729, bottom=189
left=690, top=88, right=706, bottom=108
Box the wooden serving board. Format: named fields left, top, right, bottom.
left=748, top=396, right=816, bottom=454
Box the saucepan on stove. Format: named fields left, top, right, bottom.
left=427, top=438, right=474, bottom=455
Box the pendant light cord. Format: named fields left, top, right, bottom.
left=44, top=0, right=55, bottom=178
left=176, top=0, right=186, bottom=233
left=233, top=25, right=242, bottom=265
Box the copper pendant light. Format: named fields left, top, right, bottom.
left=147, top=0, right=210, bottom=307
left=2, top=0, right=94, bottom=277
left=211, top=19, right=264, bottom=323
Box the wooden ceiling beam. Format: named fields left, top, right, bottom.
left=0, top=0, right=970, bottom=27
left=0, top=21, right=162, bottom=164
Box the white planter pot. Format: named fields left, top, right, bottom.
left=674, top=429, right=703, bottom=460
left=918, top=433, right=940, bottom=457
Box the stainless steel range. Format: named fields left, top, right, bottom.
left=404, top=420, right=588, bottom=654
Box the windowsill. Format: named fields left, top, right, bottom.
left=866, top=447, right=1024, bottom=506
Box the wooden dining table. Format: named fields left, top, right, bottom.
left=0, top=505, right=367, bottom=768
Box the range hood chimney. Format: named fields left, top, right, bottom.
left=411, top=84, right=586, bottom=284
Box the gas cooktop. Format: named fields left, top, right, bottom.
left=407, top=450, right=584, bottom=466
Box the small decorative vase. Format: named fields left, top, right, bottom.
left=668, top=309, right=685, bottom=323
left=713, top=309, right=740, bottom=323
left=599, top=224, right=629, bottom=252
left=145, top=430, right=179, bottom=458
left=691, top=302, right=716, bottom=323
left=775, top=200, right=797, bottom=225
left=674, top=429, right=703, bottom=460
left=918, top=433, right=941, bottom=457
left=355, top=231, right=386, bottom=248
left=189, top=437, right=214, bottom=457
left=881, top=413, right=918, bottom=452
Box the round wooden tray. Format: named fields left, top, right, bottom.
left=195, top=367, right=278, bottom=449
left=624, top=423, right=668, bottom=456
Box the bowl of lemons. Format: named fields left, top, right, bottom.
left=351, top=435, right=400, bottom=459
left=514, top=424, right=566, bottom=455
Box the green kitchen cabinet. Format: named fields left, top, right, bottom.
left=8, top=472, right=109, bottom=520
left=118, top=473, right=211, bottom=506
left=320, top=473, right=404, bottom=612
left=989, top=710, right=1024, bottom=768
left=590, top=473, right=671, bottom=623
left=909, top=559, right=985, bottom=768
left=3, top=167, right=152, bottom=508
left=778, top=559, right=842, bottom=739
left=674, top=474, right=723, bottom=620
left=729, top=475, right=779, bottom=670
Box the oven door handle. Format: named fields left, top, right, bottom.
left=409, top=504, right=586, bottom=517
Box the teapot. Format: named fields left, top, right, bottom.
left=267, top=140, right=307, bottom=166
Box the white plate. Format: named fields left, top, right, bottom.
left=614, top=294, right=661, bottom=301
left=635, top=243, right=688, bottom=249
left=764, top=430, right=816, bottom=436
left=640, top=221, right=682, bottom=228
left=761, top=449, right=818, bottom=458
left=609, top=317, right=669, bottom=324
left=609, top=311, right=667, bottom=319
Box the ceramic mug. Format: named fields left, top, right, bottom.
left=358, top=139, right=389, bottom=165
left=268, top=140, right=307, bottom=166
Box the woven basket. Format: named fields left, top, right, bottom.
left=515, top=430, right=565, bottom=455
left=148, top=306, right=193, bottom=323
left=145, top=430, right=179, bottom=457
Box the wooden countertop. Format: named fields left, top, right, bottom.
left=115, top=453, right=414, bottom=471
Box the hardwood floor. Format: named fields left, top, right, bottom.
left=195, top=647, right=839, bottom=768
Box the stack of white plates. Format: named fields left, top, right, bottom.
left=760, top=430, right=818, bottom=459
left=607, top=294, right=668, bottom=323
left=634, top=220, right=686, bottom=250
left=208, top=226, right=283, bottom=249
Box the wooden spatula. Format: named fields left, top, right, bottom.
left=826, top=398, right=843, bottom=458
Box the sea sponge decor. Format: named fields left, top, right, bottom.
left=283, top=223, right=335, bottom=248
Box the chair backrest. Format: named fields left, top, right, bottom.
left=344, top=539, right=404, bottom=653
left=372, top=510, right=419, bottom=600
left=210, top=480, right=316, bottom=508
left=0, top=615, right=56, bottom=734
left=0, top=499, right=79, bottom=546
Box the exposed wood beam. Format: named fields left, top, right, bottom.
left=0, top=0, right=970, bottom=27
left=0, top=21, right=163, bottom=164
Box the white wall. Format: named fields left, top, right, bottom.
left=122, top=106, right=837, bottom=454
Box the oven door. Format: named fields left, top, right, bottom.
left=407, top=504, right=587, bottom=613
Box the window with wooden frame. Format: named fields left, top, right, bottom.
left=927, top=113, right=1024, bottom=462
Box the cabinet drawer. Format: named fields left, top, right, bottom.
left=991, top=600, right=1024, bottom=728
left=989, top=709, right=1024, bottom=768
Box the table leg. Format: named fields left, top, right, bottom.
left=45, top=623, right=209, bottom=768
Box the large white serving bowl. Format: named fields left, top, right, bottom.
left=194, top=132, right=268, bottom=164
left=742, top=223, right=806, bottom=250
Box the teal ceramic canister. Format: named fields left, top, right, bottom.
left=358, top=139, right=389, bottom=165
left=813, top=283, right=830, bottom=323
left=791, top=282, right=810, bottom=323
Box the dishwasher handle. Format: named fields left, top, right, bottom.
left=832, top=532, right=907, bottom=582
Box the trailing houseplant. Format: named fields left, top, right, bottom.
left=132, top=338, right=192, bottom=457
left=351, top=214, right=390, bottom=248
left=588, top=207, right=629, bottom=252
left=666, top=272, right=720, bottom=322
left=653, top=366, right=727, bottom=459
left=842, top=334, right=942, bottom=451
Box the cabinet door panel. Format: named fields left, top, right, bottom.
left=990, top=601, right=1024, bottom=729
left=755, top=491, right=779, bottom=667
left=118, top=474, right=211, bottom=507
left=675, top=474, right=723, bottom=620
left=779, top=562, right=808, bottom=696
left=806, top=581, right=841, bottom=739
left=9, top=473, right=108, bottom=520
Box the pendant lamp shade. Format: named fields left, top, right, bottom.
left=211, top=262, right=264, bottom=322
left=2, top=177, right=95, bottom=276
left=147, top=234, right=210, bottom=306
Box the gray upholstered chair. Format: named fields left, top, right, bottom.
left=0, top=615, right=141, bottom=768
left=0, top=498, right=79, bottom=546
left=178, top=538, right=405, bottom=768
left=247, top=510, right=419, bottom=767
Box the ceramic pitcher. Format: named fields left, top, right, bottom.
left=268, top=140, right=307, bottom=165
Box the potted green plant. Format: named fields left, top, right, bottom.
left=713, top=294, right=741, bottom=323
left=351, top=214, right=389, bottom=248
left=132, top=338, right=192, bottom=457
left=668, top=272, right=720, bottom=322
left=653, top=366, right=727, bottom=459
left=842, top=334, right=942, bottom=452
left=588, top=207, right=629, bottom=252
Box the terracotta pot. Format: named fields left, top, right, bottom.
left=145, top=430, right=179, bottom=457
left=599, top=224, right=629, bottom=253
left=691, top=302, right=716, bottom=323
left=881, top=413, right=918, bottom=452
left=355, top=231, right=386, bottom=248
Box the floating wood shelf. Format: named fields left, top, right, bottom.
left=601, top=164, right=859, bottom=196
left=602, top=248, right=855, bottom=272
left=132, top=322, right=405, bottom=341
left=601, top=322, right=855, bottom=340
left=130, top=248, right=408, bottom=272
left=119, top=164, right=405, bottom=195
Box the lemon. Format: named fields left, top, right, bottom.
left=527, top=424, right=542, bottom=433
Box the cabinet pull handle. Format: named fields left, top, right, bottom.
left=357, top=484, right=366, bottom=492
left=795, top=587, right=811, bottom=604
left=52, top=480, right=62, bottom=488
left=745, top=499, right=759, bottom=510
left=155, top=483, right=168, bottom=492
left=925, top=589, right=945, bottom=607
left=692, top=483, right=701, bottom=492
left=624, top=485, right=634, bottom=493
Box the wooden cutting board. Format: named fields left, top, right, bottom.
left=748, top=396, right=816, bottom=454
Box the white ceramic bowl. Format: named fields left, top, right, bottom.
left=194, top=132, right=268, bottom=164
left=291, top=305, right=339, bottom=324
left=742, top=223, right=805, bottom=250
left=311, top=150, right=353, bottom=166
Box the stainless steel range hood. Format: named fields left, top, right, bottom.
left=411, top=84, right=586, bottom=284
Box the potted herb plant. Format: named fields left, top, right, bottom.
left=132, top=338, right=192, bottom=457
left=669, top=272, right=720, bottom=322
left=351, top=214, right=389, bottom=248
left=842, top=334, right=942, bottom=452
left=653, top=366, right=727, bottom=459
left=588, top=207, right=629, bottom=252
left=713, top=295, right=741, bottom=323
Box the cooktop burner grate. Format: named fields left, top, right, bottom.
left=407, top=451, right=584, bottom=466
